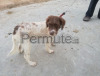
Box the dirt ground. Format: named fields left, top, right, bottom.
left=0, top=0, right=49, bottom=10
left=0, top=0, right=100, bottom=76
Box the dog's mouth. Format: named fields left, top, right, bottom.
left=49, top=29, right=57, bottom=36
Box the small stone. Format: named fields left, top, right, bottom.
left=5, top=35, right=8, bottom=38
left=10, top=59, right=13, bottom=62
left=73, top=29, right=79, bottom=33
left=7, top=11, right=13, bottom=14
left=71, top=48, right=73, bottom=49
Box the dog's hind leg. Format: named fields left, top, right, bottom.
left=8, top=35, right=19, bottom=56
left=23, top=40, right=37, bottom=66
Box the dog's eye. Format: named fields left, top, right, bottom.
left=56, top=24, right=60, bottom=28
left=54, top=24, right=57, bottom=26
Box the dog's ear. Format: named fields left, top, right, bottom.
left=46, top=16, right=50, bottom=27
left=59, top=17, right=66, bottom=30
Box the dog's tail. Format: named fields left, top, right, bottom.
left=5, top=33, right=13, bottom=38
left=8, top=33, right=13, bottom=35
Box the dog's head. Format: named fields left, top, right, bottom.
left=46, top=15, right=65, bottom=36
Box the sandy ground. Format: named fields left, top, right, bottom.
left=0, top=0, right=49, bottom=10
left=0, top=0, right=100, bottom=76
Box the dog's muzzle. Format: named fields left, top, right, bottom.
left=50, top=30, right=56, bottom=36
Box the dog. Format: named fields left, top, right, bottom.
left=8, top=15, right=66, bottom=66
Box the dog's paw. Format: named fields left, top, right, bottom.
left=48, top=50, right=54, bottom=54
left=29, top=61, right=37, bottom=66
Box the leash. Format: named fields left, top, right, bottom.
left=59, top=10, right=67, bottom=17
left=59, top=0, right=77, bottom=17
left=59, top=0, right=77, bottom=30
left=59, top=11, right=68, bottom=30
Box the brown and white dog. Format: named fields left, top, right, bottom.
left=8, top=15, right=65, bottom=66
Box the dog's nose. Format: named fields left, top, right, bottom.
left=50, top=31, right=55, bottom=35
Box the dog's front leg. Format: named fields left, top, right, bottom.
left=23, top=40, right=36, bottom=66
left=51, top=37, right=56, bottom=46
left=45, top=42, right=54, bottom=54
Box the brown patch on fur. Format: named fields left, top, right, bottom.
left=32, top=23, right=38, bottom=26
left=26, top=23, right=29, bottom=25
left=21, top=26, right=24, bottom=28
left=13, top=25, right=20, bottom=35
left=32, top=23, right=35, bottom=25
